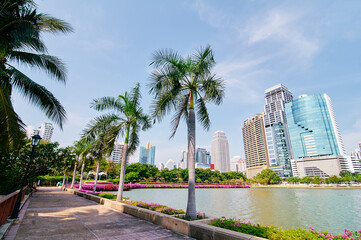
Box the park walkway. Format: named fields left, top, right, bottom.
left=5, top=187, right=193, bottom=240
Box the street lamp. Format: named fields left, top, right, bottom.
left=11, top=134, right=42, bottom=219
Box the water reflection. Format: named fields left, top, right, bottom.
left=118, top=188, right=361, bottom=233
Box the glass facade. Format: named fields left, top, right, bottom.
left=285, top=94, right=341, bottom=159
left=139, top=144, right=155, bottom=165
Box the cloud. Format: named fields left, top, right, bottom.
left=215, top=56, right=271, bottom=104
left=244, top=10, right=319, bottom=60
left=193, top=0, right=231, bottom=29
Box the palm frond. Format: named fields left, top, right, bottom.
left=195, top=97, right=210, bottom=131
left=90, top=96, right=124, bottom=112
left=200, top=74, right=225, bottom=105
left=170, top=93, right=189, bottom=138
left=8, top=51, right=66, bottom=82
left=9, top=66, right=67, bottom=128
left=127, top=122, right=140, bottom=155
left=38, top=14, right=74, bottom=33
left=130, top=82, right=141, bottom=108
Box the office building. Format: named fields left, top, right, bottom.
left=230, top=156, right=246, bottom=175
left=285, top=94, right=346, bottom=159
left=196, top=148, right=209, bottom=164
left=25, top=126, right=37, bottom=139
left=263, top=84, right=293, bottom=177
left=165, top=159, right=176, bottom=169
left=179, top=151, right=188, bottom=169
left=111, top=141, right=124, bottom=163
left=195, top=163, right=212, bottom=169
left=38, top=122, right=54, bottom=141
left=242, top=113, right=269, bottom=178
left=211, top=131, right=230, bottom=172
left=139, top=142, right=155, bottom=165
left=157, top=163, right=164, bottom=171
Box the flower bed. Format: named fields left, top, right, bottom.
left=124, top=200, right=186, bottom=215
left=211, top=217, right=361, bottom=240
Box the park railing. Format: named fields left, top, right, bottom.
left=0, top=187, right=27, bottom=225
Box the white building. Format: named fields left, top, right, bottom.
left=211, top=131, right=230, bottom=172
left=165, top=159, right=176, bottom=169
left=157, top=163, right=164, bottom=171
left=38, top=122, right=54, bottom=141
left=179, top=151, right=188, bottom=169
left=25, top=126, right=37, bottom=139
left=111, top=141, right=124, bottom=163
left=230, top=156, right=246, bottom=174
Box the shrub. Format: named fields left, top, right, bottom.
left=97, top=193, right=117, bottom=200
left=211, top=217, right=361, bottom=240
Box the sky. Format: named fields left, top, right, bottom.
left=13, top=0, right=361, bottom=165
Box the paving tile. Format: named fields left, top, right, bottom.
left=6, top=187, right=194, bottom=240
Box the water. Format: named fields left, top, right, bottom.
left=113, top=188, right=361, bottom=233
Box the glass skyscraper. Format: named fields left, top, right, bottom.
left=285, top=94, right=345, bottom=159
left=139, top=142, right=155, bottom=165
left=264, top=84, right=293, bottom=177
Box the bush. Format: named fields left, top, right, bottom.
left=97, top=193, right=117, bottom=200
left=211, top=217, right=361, bottom=240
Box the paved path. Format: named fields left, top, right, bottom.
left=5, top=187, right=193, bottom=240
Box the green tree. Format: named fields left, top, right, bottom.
left=256, top=169, right=282, bottom=184
left=86, top=83, right=151, bottom=200
left=149, top=45, right=225, bottom=219
left=0, top=0, right=73, bottom=153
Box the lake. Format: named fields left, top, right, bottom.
left=114, top=187, right=361, bottom=233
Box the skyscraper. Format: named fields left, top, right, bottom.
left=263, top=84, right=293, bottom=177
left=230, top=156, right=247, bottom=175
left=139, top=142, right=155, bottom=165
left=211, top=131, right=230, bottom=172
left=38, top=122, right=54, bottom=141
left=165, top=159, right=176, bottom=169
left=242, top=113, right=269, bottom=178
left=111, top=141, right=124, bottom=163
left=196, top=148, right=209, bottom=164
left=285, top=94, right=345, bottom=159
left=286, top=94, right=350, bottom=177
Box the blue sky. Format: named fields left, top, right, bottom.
left=13, top=0, right=361, bottom=164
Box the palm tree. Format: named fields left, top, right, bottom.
left=70, top=140, right=89, bottom=189
left=149, top=45, right=225, bottom=219
left=0, top=0, right=73, bottom=153
left=86, top=83, right=151, bottom=201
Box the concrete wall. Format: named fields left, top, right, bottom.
left=294, top=155, right=343, bottom=178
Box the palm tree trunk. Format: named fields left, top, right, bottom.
left=93, top=160, right=100, bottom=194
left=66, top=173, right=69, bottom=186
left=70, top=162, right=77, bottom=189
left=186, top=108, right=197, bottom=220
left=62, top=173, right=66, bottom=187
left=79, top=161, right=85, bottom=190
left=116, top=127, right=129, bottom=202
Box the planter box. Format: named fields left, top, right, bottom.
left=138, top=208, right=164, bottom=225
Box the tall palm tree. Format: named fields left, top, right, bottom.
left=149, top=45, right=225, bottom=219
left=70, top=140, right=89, bottom=189
left=0, top=0, right=73, bottom=153
left=86, top=83, right=151, bottom=201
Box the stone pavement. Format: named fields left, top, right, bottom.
left=5, top=187, right=194, bottom=240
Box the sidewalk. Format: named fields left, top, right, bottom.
left=5, top=187, right=193, bottom=240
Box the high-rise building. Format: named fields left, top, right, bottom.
left=25, top=126, right=37, bottom=139
left=263, top=84, right=293, bottom=177
left=38, top=122, right=54, bottom=141
left=230, top=156, right=247, bottom=174
left=157, top=163, right=164, bottom=171
left=165, top=159, right=176, bottom=169
left=242, top=113, right=269, bottom=178
left=285, top=94, right=346, bottom=159
left=196, top=148, right=209, bottom=164
left=211, top=131, right=230, bottom=172
left=139, top=142, right=155, bottom=165
left=179, top=151, right=188, bottom=169
left=351, top=149, right=361, bottom=160
left=111, top=141, right=124, bottom=163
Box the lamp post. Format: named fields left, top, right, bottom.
left=11, top=134, right=42, bottom=219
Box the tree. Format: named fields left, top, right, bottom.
left=149, top=45, right=225, bottom=219
left=86, top=83, right=151, bottom=201
left=0, top=0, right=73, bottom=153
left=256, top=169, right=282, bottom=184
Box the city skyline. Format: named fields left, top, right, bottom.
left=13, top=1, right=361, bottom=165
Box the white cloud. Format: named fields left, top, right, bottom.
left=244, top=10, right=319, bottom=60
